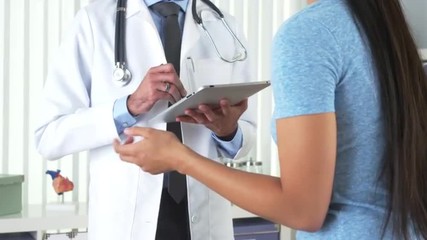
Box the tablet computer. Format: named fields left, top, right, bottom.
left=150, top=81, right=270, bottom=123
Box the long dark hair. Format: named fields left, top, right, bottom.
left=345, top=0, right=427, bottom=239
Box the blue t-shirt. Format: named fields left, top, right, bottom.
left=271, top=0, right=394, bottom=239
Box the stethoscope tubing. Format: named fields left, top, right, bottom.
left=113, top=0, right=247, bottom=85
left=192, top=0, right=223, bottom=24
left=115, top=0, right=126, bottom=65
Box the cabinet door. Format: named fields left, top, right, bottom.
left=0, top=232, right=34, bottom=240
left=235, top=232, right=280, bottom=240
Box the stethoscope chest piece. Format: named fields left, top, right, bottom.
left=113, top=65, right=132, bottom=87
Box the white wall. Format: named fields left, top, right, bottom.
left=1, top=0, right=92, bottom=207
left=401, top=0, right=427, bottom=49
left=0, top=0, right=306, bottom=206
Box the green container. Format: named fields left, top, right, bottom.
left=0, top=174, right=24, bottom=216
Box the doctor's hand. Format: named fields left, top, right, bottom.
left=113, top=127, right=195, bottom=174
left=127, top=64, right=187, bottom=116
left=177, top=98, right=248, bottom=140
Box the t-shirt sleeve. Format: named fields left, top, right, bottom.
left=271, top=15, right=343, bottom=120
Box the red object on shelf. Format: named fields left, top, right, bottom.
left=45, top=170, right=74, bottom=195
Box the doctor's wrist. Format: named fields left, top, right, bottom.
left=215, top=126, right=238, bottom=142
left=127, top=94, right=144, bottom=117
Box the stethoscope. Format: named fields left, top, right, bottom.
left=113, top=0, right=248, bottom=87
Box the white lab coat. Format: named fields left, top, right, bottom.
left=34, top=0, right=256, bottom=239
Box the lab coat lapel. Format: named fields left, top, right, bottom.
left=127, top=0, right=157, bottom=27
left=181, top=0, right=201, bottom=60
left=126, top=0, right=143, bottom=18
left=126, top=0, right=201, bottom=75
left=126, top=0, right=166, bottom=67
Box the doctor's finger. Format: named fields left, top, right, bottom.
left=147, top=69, right=178, bottom=84
left=155, top=86, right=176, bottom=104
left=161, top=74, right=186, bottom=97
left=174, top=81, right=187, bottom=98
left=184, top=109, right=209, bottom=124
left=232, top=99, right=248, bottom=111
left=156, top=81, right=180, bottom=101
left=219, top=99, right=232, bottom=116
left=176, top=115, right=198, bottom=124
left=157, top=63, right=177, bottom=73
left=150, top=65, right=186, bottom=95
left=197, top=104, right=222, bottom=122
left=148, top=77, right=186, bottom=98
left=160, top=91, right=177, bottom=105
left=165, top=83, right=184, bottom=102
left=170, top=79, right=187, bottom=97
left=149, top=63, right=176, bottom=74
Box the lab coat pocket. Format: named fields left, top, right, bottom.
left=191, top=59, right=233, bottom=89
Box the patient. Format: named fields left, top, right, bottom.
left=114, top=0, right=427, bottom=239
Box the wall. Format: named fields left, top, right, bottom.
left=1, top=0, right=92, bottom=207
left=0, top=0, right=306, bottom=206
left=401, top=0, right=427, bottom=49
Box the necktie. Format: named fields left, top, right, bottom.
left=152, top=2, right=187, bottom=203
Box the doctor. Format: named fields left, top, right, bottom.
left=34, top=0, right=256, bottom=239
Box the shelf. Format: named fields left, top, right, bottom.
left=0, top=203, right=87, bottom=234
left=0, top=203, right=254, bottom=233
left=0, top=203, right=294, bottom=240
